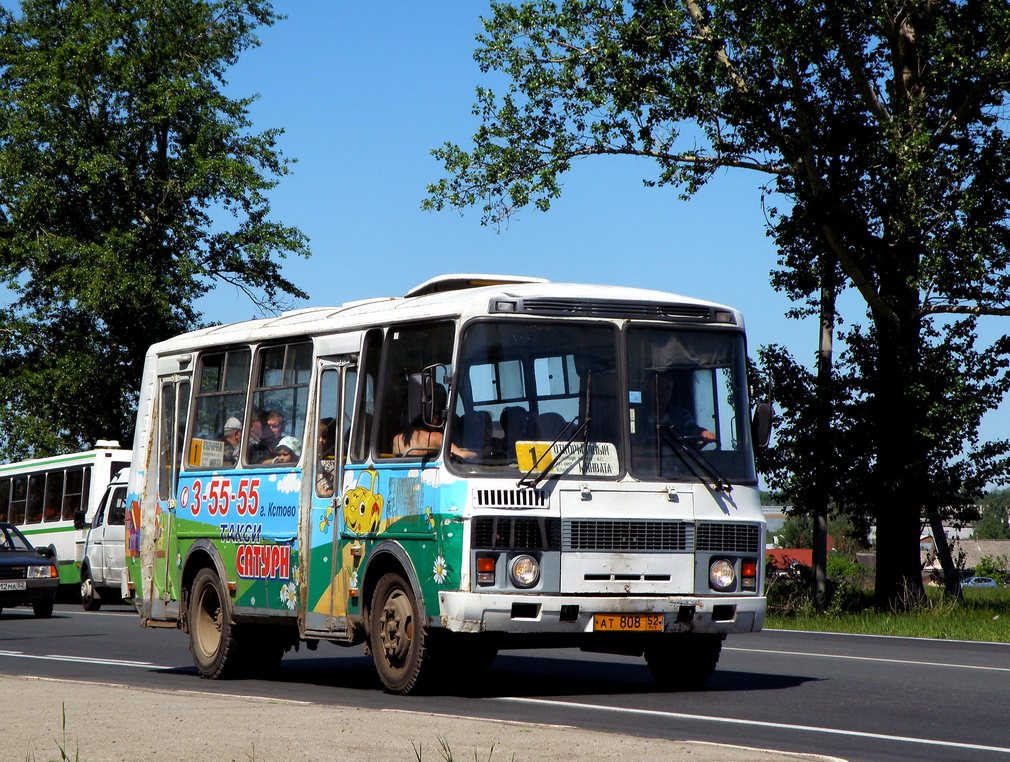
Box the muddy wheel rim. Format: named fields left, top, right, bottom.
left=378, top=588, right=413, bottom=667
left=193, top=584, right=223, bottom=659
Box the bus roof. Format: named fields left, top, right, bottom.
left=0, top=444, right=132, bottom=474
left=147, top=274, right=744, bottom=356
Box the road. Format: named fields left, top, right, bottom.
left=2, top=603, right=1010, bottom=761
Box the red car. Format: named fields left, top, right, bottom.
left=0, top=522, right=59, bottom=618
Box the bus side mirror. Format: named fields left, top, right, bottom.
left=407, top=365, right=450, bottom=428
left=406, top=372, right=429, bottom=427
left=751, top=402, right=773, bottom=448
left=73, top=510, right=86, bottom=530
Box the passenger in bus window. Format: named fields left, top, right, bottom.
left=269, top=436, right=301, bottom=465
left=222, top=417, right=242, bottom=466
left=249, top=410, right=285, bottom=462
left=316, top=418, right=336, bottom=497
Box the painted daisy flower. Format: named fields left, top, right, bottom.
left=433, top=555, right=448, bottom=584
left=280, top=581, right=297, bottom=610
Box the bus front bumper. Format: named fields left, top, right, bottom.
left=437, top=591, right=766, bottom=636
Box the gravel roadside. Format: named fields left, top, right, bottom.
left=7, top=674, right=840, bottom=761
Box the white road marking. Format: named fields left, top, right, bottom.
left=498, top=696, right=1010, bottom=755
left=764, top=627, right=1010, bottom=647
left=725, top=645, right=1010, bottom=673
left=0, top=649, right=170, bottom=670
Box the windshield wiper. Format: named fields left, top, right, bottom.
left=517, top=417, right=590, bottom=490
left=657, top=423, right=733, bottom=493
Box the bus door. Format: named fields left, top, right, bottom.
left=304, top=357, right=356, bottom=633
left=154, top=374, right=191, bottom=608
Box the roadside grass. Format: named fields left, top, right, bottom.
left=766, top=570, right=1010, bottom=642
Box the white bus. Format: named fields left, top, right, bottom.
left=0, top=441, right=132, bottom=590
left=125, top=274, right=770, bottom=694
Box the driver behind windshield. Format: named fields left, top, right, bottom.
left=648, top=370, right=715, bottom=445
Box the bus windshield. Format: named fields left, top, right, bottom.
left=452, top=320, right=621, bottom=476
left=627, top=327, right=756, bottom=484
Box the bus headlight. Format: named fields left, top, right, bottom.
left=709, top=559, right=736, bottom=591
left=509, top=555, right=540, bottom=588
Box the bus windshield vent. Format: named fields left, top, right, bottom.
left=497, top=298, right=717, bottom=323
left=695, top=523, right=761, bottom=554
left=474, top=488, right=549, bottom=509
left=563, top=520, right=694, bottom=552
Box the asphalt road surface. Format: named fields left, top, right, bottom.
left=2, top=603, right=1010, bottom=761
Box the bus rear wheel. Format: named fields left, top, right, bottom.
left=644, top=633, right=723, bottom=691
left=188, top=567, right=241, bottom=679
left=369, top=572, right=429, bottom=694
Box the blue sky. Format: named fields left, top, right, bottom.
left=207, top=3, right=1006, bottom=447
left=211, top=5, right=803, bottom=342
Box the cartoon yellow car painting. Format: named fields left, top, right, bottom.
left=342, top=468, right=384, bottom=534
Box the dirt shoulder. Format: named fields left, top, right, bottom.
left=7, top=675, right=841, bottom=761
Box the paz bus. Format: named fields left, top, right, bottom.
left=0, top=441, right=131, bottom=590
left=124, top=274, right=770, bottom=693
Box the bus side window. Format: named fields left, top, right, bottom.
left=26, top=474, right=45, bottom=524
left=189, top=348, right=251, bottom=470
left=10, top=475, right=27, bottom=524
left=247, top=341, right=312, bottom=465
left=63, top=467, right=87, bottom=522
left=43, top=469, right=64, bottom=522
left=375, top=322, right=455, bottom=459
left=350, top=329, right=381, bottom=463
left=0, top=477, right=9, bottom=523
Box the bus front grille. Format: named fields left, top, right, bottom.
left=563, top=520, right=694, bottom=552
left=472, top=517, right=561, bottom=550
left=696, top=522, right=762, bottom=554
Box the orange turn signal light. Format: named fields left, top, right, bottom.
left=477, top=557, right=496, bottom=573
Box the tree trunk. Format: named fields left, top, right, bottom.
left=872, top=315, right=927, bottom=609
left=812, top=257, right=834, bottom=610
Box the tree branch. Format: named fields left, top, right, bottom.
left=920, top=303, right=1010, bottom=318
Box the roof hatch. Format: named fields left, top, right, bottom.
left=405, top=273, right=548, bottom=298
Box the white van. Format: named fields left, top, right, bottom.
left=78, top=468, right=128, bottom=611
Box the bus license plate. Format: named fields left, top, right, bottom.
left=0, top=580, right=26, bottom=592
left=593, top=613, right=663, bottom=632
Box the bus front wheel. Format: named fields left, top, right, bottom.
left=369, top=572, right=429, bottom=694
left=644, top=633, right=723, bottom=690
left=188, top=567, right=240, bottom=679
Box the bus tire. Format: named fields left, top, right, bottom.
left=369, top=572, right=429, bottom=695
left=644, top=633, right=723, bottom=691
left=80, top=568, right=102, bottom=611
left=188, top=567, right=241, bottom=679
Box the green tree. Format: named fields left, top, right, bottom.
left=974, top=490, right=1010, bottom=540
left=0, top=0, right=308, bottom=459
left=425, top=0, right=1010, bottom=608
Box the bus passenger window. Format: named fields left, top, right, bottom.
left=189, top=348, right=251, bottom=469
left=26, top=474, right=45, bottom=524
left=43, top=470, right=64, bottom=522
left=63, top=468, right=87, bottom=522
left=248, top=342, right=312, bottom=465
left=0, top=478, right=9, bottom=523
